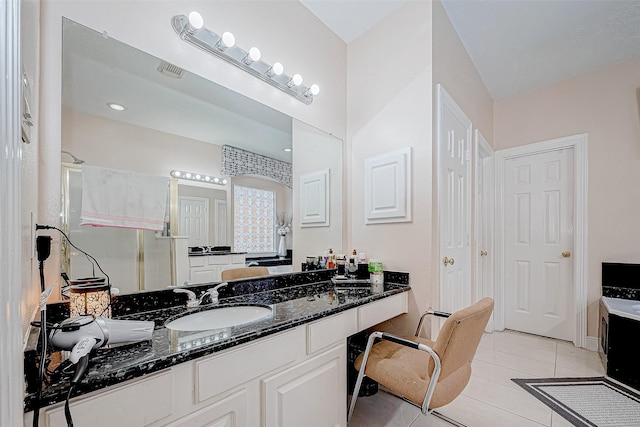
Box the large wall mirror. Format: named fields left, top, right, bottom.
left=60, top=18, right=343, bottom=296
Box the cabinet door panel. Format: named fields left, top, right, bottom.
left=262, top=344, right=346, bottom=427
left=161, top=389, right=247, bottom=427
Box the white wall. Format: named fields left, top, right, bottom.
left=494, top=58, right=640, bottom=337
left=347, top=1, right=433, bottom=335
left=432, top=0, right=494, bottom=309
left=432, top=1, right=493, bottom=144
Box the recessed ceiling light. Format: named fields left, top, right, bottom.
left=107, top=102, right=126, bottom=111
left=283, top=148, right=292, bottom=152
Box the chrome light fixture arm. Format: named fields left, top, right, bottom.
left=171, top=14, right=319, bottom=105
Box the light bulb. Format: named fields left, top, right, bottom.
left=172, top=171, right=182, bottom=177
left=217, top=31, right=235, bottom=49
left=204, top=176, right=211, bottom=181
left=222, top=179, right=228, bottom=185
left=107, top=102, right=125, bottom=111
left=304, top=84, right=320, bottom=97
left=188, top=11, right=204, bottom=29
left=213, top=177, right=220, bottom=183
left=287, top=73, right=303, bottom=87
left=195, top=174, right=201, bottom=180
left=266, top=62, right=284, bottom=77
left=243, top=47, right=261, bottom=65
left=249, top=47, right=261, bottom=61
left=185, top=173, right=192, bottom=178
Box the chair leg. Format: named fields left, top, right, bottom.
left=347, top=332, right=383, bottom=422
left=430, top=410, right=467, bottom=427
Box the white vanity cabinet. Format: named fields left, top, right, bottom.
left=188, top=254, right=246, bottom=284
left=26, top=291, right=408, bottom=427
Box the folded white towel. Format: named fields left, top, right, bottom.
left=81, top=165, right=169, bottom=231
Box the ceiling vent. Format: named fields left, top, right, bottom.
left=157, top=61, right=185, bottom=79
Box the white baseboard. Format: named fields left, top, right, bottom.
left=584, top=336, right=599, bottom=352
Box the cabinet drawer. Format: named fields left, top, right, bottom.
left=230, top=254, right=245, bottom=264
left=195, top=327, right=304, bottom=403
left=45, top=371, right=172, bottom=426
left=307, top=310, right=357, bottom=354
left=357, top=293, right=408, bottom=331
left=191, top=269, right=217, bottom=284
left=208, top=255, right=230, bottom=265
left=189, top=257, right=206, bottom=267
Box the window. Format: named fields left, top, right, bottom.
left=233, top=185, right=275, bottom=253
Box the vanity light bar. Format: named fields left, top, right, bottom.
left=171, top=170, right=228, bottom=185
left=171, top=12, right=320, bottom=105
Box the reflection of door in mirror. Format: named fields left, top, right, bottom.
left=177, top=184, right=227, bottom=247
left=179, top=197, right=209, bottom=246
left=214, top=200, right=228, bottom=246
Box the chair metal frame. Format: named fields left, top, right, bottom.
left=348, top=309, right=467, bottom=427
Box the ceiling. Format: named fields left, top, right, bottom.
left=301, top=0, right=640, bottom=99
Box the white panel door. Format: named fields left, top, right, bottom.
left=179, top=196, right=209, bottom=246
left=475, top=131, right=494, bottom=331
left=214, top=199, right=228, bottom=246
left=504, top=148, right=574, bottom=340
left=438, top=86, right=472, bottom=315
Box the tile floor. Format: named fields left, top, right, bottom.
left=348, top=330, right=606, bottom=427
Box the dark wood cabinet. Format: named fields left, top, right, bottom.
left=607, top=313, right=640, bottom=389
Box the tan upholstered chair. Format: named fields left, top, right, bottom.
left=220, top=266, right=269, bottom=281
left=348, top=297, right=494, bottom=426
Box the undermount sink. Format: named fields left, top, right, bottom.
left=166, top=305, right=273, bottom=332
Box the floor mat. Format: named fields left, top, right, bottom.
left=512, top=376, right=640, bottom=427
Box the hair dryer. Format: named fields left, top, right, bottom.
left=50, top=316, right=155, bottom=364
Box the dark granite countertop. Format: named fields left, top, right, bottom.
left=188, top=251, right=247, bottom=257
left=246, top=256, right=292, bottom=266
left=24, top=271, right=409, bottom=412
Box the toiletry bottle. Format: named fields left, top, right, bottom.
left=347, top=249, right=358, bottom=277
left=369, top=259, right=384, bottom=293
left=327, top=248, right=336, bottom=269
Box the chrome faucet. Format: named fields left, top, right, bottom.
left=208, top=282, right=230, bottom=305
left=173, top=283, right=230, bottom=307
left=173, top=288, right=199, bottom=308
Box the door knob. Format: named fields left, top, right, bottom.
left=562, top=251, right=571, bottom=258
left=443, top=257, right=455, bottom=266
left=480, top=250, right=488, bottom=256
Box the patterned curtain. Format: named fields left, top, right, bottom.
left=221, top=145, right=292, bottom=188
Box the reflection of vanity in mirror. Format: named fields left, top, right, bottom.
left=60, top=18, right=343, bottom=296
